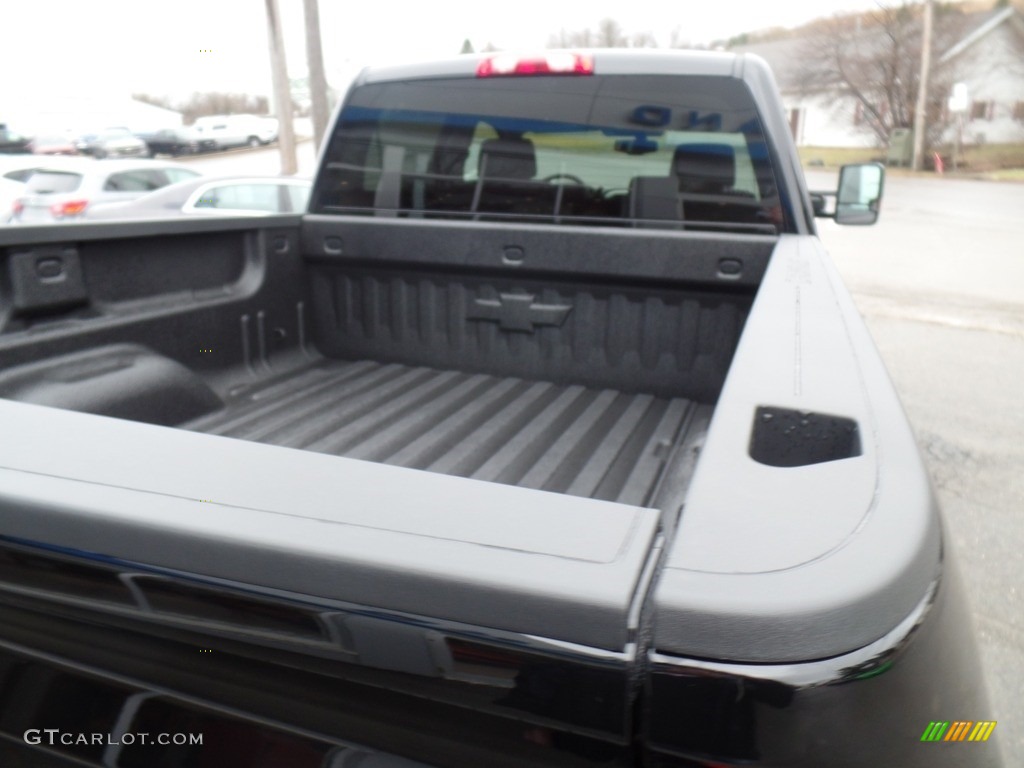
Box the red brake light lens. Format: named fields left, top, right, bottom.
left=51, top=200, right=89, bottom=217
left=477, top=52, right=594, bottom=77
left=12, top=200, right=24, bottom=215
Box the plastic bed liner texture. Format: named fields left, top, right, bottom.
left=184, top=358, right=708, bottom=508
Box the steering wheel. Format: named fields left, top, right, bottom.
left=542, top=173, right=586, bottom=185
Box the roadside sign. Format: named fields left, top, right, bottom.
left=948, top=83, right=969, bottom=113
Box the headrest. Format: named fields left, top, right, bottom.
left=479, top=137, right=537, bottom=180
left=673, top=143, right=736, bottom=194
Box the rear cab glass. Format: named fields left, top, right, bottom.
left=312, top=74, right=785, bottom=233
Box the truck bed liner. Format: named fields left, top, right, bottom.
left=185, top=358, right=710, bottom=507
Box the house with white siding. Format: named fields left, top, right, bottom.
left=938, top=7, right=1024, bottom=144
left=732, top=5, right=1024, bottom=149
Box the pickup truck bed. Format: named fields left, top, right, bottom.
left=185, top=357, right=710, bottom=507
left=0, top=217, right=763, bottom=659
left=0, top=48, right=1001, bottom=768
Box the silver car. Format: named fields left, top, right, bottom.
left=85, top=176, right=311, bottom=220
left=10, top=159, right=202, bottom=223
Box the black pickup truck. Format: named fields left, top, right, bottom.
left=0, top=50, right=1001, bottom=768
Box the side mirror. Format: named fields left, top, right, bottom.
left=615, top=137, right=659, bottom=155
left=835, top=163, right=884, bottom=225
left=809, top=193, right=827, bottom=217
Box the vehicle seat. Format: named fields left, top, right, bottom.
left=478, top=137, right=537, bottom=180
left=627, top=176, right=681, bottom=226
left=673, top=143, right=757, bottom=227
left=674, top=143, right=737, bottom=195
left=473, top=137, right=554, bottom=217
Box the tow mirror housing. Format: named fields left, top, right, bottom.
left=812, top=163, right=885, bottom=225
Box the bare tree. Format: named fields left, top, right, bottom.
left=548, top=27, right=593, bottom=48
left=153, top=92, right=271, bottom=124
left=132, top=93, right=174, bottom=111
left=596, top=18, right=628, bottom=48
left=631, top=31, right=659, bottom=49
left=548, top=18, right=656, bottom=49
left=796, top=2, right=966, bottom=148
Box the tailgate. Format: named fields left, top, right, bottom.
left=0, top=398, right=661, bottom=756
left=0, top=398, right=659, bottom=651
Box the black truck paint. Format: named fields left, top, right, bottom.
left=0, top=50, right=1001, bottom=767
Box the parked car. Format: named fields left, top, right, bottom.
left=0, top=177, right=23, bottom=223
left=0, top=124, right=32, bottom=154
left=0, top=154, right=84, bottom=184
left=0, top=155, right=93, bottom=221
left=86, top=175, right=311, bottom=220
left=27, top=134, right=79, bottom=155
left=191, top=114, right=279, bottom=150
left=136, top=127, right=215, bottom=157
left=10, top=159, right=201, bottom=222
left=75, top=127, right=148, bottom=159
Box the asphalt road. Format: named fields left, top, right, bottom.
left=142, top=148, right=1024, bottom=763
left=176, top=138, right=320, bottom=177
left=813, top=171, right=1023, bottom=767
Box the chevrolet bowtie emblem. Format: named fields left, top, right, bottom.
left=466, top=293, right=573, bottom=332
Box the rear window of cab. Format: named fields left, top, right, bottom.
left=312, top=74, right=785, bottom=233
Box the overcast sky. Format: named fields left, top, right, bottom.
left=3, top=0, right=888, bottom=102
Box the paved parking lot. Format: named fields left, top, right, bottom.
left=177, top=137, right=319, bottom=177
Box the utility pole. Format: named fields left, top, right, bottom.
left=912, top=0, right=934, bottom=172
left=265, top=0, right=298, bottom=175
left=303, top=0, right=330, bottom=153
